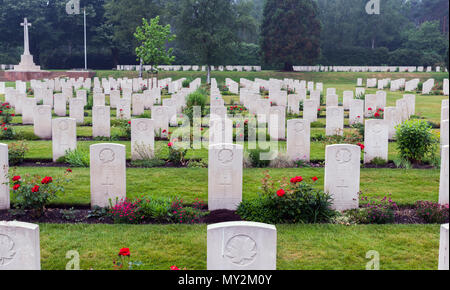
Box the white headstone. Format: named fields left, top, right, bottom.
left=207, top=222, right=276, bottom=270
left=364, top=120, right=389, bottom=164
left=326, top=106, right=344, bottom=136
left=52, top=118, right=77, bottom=162
left=287, top=119, right=310, bottom=162
left=53, top=94, right=66, bottom=117
left=208, top=144, right=243, bottom=211
left=69, top=98, right=84, bottom=124
left=384, top=107, right=400, bottom=140
left=33, top=105, right=52, bottom=139
left=131, top=119, right=155, bottom=160
left=324, top=144, right=361, bottom=211
left=349, top=99, right=364, bottom=125
left=90, top=144, right=126, bottom=208
left=0, top=221, right=40, bottom=270
left=22, top=98, right=36, bottom=124
left=439, top=224, right=449, bottom=270
left=152, top=106, right=169, bottom=138
left=268, top=106, right=286, bottom=140
left=117, top=98, right=131, bottom=120
left=92, top=106, right=111, bottom=138
left=439, top=146, right=449, bottom=205
left=0, top=144, right=9, bottom=210
left=303, top=100, right=318, bottom=123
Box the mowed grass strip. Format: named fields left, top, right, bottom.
left=11, top=167, right=439, bottom=206
left=39, top=223, right=440, bottom=270
left=1, top=138, right=404, bottom=162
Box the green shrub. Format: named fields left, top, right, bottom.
left=237, top=174, right=336, bottom=224
left=8, top=141, right=29, bottom=166
left=62, top=149, right=90, bottom=167
left=248, top=148, right=272, bottom=168
left=395, top=120, right=439, bottom=163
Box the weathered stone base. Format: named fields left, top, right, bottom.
left=0, top=70, right=96, bottom=81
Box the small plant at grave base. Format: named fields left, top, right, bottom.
left=248, top=148, right=272, bottom=168
left=373, top=108, right=384, bottom=119
left=317, top=108, right=322, bottom=118
left=169, top=197, right=207, bottom=224
left=0, top=102, right=14, bottom=124
left=415, top=201, right=449, bottom=224
left=167, top=142, right=188, bottom=166
left=395, top=120, right=439, bottom=164
left=10, top=170, right=73, bottom=217
left=237, top=173, right=336, bottom=224
left=352, top=194, right=399, bottom=224
left=370, top=157, right=388, bottom=166
left=61, top=149, right=90, bottom=167
left=351, top=123, right=365, bottom=139
left=228, top=105, right=246, bottom=116
left=109, top=198, right=142, bottom=224
left=0, top=123, right=15, bottom=140
left=8, top=141, right=29, bottom=166
left=113, top=248, right=143, bottom=270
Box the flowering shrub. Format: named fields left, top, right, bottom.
left=8, top=141, right=29, bottom=166
left=0, top=102, right=14, bottom=124
left=167, top=142, right=188, bottom=166
left=373, top=108, right=384, bottom=119
left=0, top=123, right=15, bottom=139
left=237, top=172, right=336, bottom=224
left=169, top=197, right=206, bottom=224
left=350, top=194, right=399, bottom=224
left=415, top=201, right=449, bottom=224
left=110, top=198, right=142, bottom=224
left=228, top=105, right=246, bottom=116
left=10, top=170, right=72, bottom=216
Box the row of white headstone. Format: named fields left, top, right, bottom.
left=0, top=219, right=447, bottom=270
left=117, top=65, right=262, bottom=72
left=294, top=66, right=446, bottom=73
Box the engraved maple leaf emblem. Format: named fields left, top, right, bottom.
left=0, top=234, right=16, bottom=266
left=225, top=235, right=257, bottom=266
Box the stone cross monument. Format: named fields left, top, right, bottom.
left=14, top=18, right=41, bottom=72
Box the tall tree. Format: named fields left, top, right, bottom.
left=176, top=0, right=238, bottom=83
left=261, top=0, right=321, bottom=71
left=134, top=16, right=176, bottom=88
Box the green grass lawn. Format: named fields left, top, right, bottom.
left=39, top=223, right=441, bottom=270
left=1, top=138, right=404, bottom=162
left=11, top=167, right=439, bottom=206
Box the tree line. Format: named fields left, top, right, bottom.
left=0, top=0, right=448, bottom=70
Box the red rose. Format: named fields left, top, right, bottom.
left=277, top=189, right=286, bottom=197
left=13, top=184, right=20, bottom=191
left=368, top=107, right=373, bottom=111
left=312, top=176, right=319, bottom=182
left=170, top=266, right=180, bottom=270
left=66, top=168, right=72, bottom=173
left=128, top=121, right=131, bottom=125
left=118, top=248, right=131, bottom=257
left=162, top=129, right=167, bottom=133
left=374, top=112, right=380, bottom=117
left=11, top=114, right=15, bottom=117
left=168, top=142, right=173, bottom=147
left=290, top=176, right=303, bottom=183
left=32, top=185, right=40, bottom=193
left=357, top=143, right=365, bottom=150
left=41, top=176, right=53, bottom=184
left=12, top=176, right=21, bottom=182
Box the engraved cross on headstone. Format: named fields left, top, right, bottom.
left=102, top=174, right=114, bottom=199
left=335, top=178, right=349, bottom=200
left=20, top=18, right=32, bottom=55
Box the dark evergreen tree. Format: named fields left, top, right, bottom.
left=261, top=0, right=321, bottom=71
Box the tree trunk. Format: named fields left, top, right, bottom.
left=284, top=62, right=293, bottom=72
left=150, top=65, right=153, bottom=89
left=371, top=38, right=375, bottom=49
left=111, top=48, right=120, bottom=67
left=207, top=65, right=211, bottom=84
left=139, top=58, right=143, bottom=78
